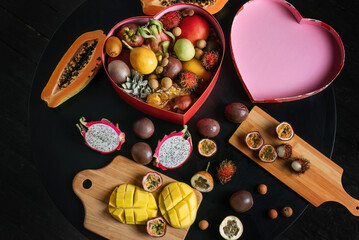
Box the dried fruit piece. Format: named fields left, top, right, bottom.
left=276, top=144, right=292, bottom=159
left=76, top=117, right=125, bottom=154
left=291, top=158, right=310, bottom=174
left=198, top=138, right=217, bottom=157
left=158, top=182, right=197, bottom=228
left=281, top=206, right=293, bottom=217
left=217, top=159, right=237, bottom=184
left=191, top=162, right=214, bottom=192
left=245, top=131, right=264, bottom=150
left=259, top=145, right=277, bottom=163
left=276, top=122, right=294, bottom=141
left=147, top=217, right=166, bottom=237
left=257, top=184, right=267, bottom=195
left=219, top=216, right=243, bottom=240
left=199, top=220, right=209, bottom=230
left=268, top=209, right=278, bottom=219
left=153, top=126, right=192, bottom=170
left=108, top=184, right=158, bottom=225
left=142, top=172, right=163, bottom=192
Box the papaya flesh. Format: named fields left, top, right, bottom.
left=41, top=30, right=106, bottom=107
left=140, top=0, right=228, bottom=15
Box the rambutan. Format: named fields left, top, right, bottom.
left=160, top=11, right=182, bottom=30
left=217, top=159, right=237, bottom=185
left=201, top=50, right=219, bottom=70
left=178, top=70, right=198, bottom=90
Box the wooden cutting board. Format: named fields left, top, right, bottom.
left=229, top=106, right=359, bottom=216
left=73, top=155, right=203, bottom=239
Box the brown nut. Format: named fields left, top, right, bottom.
left=268, top=209, right=278, bottom=219
left=198, top=220, right=209, bottom=230
left=257, top=184, right=267, bottom=195
left=281, top=206, right=293, bottom=217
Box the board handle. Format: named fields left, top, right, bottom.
left=335, top=187, right=359, bottom=216
left=73, top=170, right=94, bottom=198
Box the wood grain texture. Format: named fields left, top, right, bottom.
left=73, top=155, right=202, bottom=240
left=229, top=106, right=359, bottom=216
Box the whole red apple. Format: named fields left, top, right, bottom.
left=179, top=15, right=209, bottom=44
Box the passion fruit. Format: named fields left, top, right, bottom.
left=131, top=142, right=153, bottom=165
left=245, top=131, right=264, bottom=150
left=219, top=216, right=243, bottom=240
left=142, top=172, right=163, bottom=192
left=198, top=138, right=217, bottom=157
left=276, top=122, right=294, bottom=141
left=191, top=171, right=214, bottom=193
left=225, top=103, right=249, bottom=123
left=197, top=118, right=220, bottom=138
left=146, top=217, right=166, bottom=237
left=259, top=145, right=277, bottom=163
left=229, top=190, right=254, bottom=213
left=133, top=117, right=155, bottom=139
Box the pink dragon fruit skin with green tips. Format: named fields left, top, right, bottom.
left=76, top=117, right=125, bottom=154
left=153, top=125, right=192, bottom=170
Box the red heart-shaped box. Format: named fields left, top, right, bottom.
left=230, top=0, right=345, bottom=103
left=102, top=4, right=225, bottom=124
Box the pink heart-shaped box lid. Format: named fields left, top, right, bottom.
left=230, top=0, right=344, bottom=103
left=102, top=4, right=225, bottom=124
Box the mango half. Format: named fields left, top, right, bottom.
left=108, top=184, right=158, bottom=225
left=158, top=182, right=197, bottom=228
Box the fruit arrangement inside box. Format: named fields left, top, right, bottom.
left=104, top=9, right=222, bottom=114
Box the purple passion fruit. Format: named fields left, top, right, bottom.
left=142, top=172, right=163, bottom=192
left=259, top=145, right=277, bottom=163
left=198, top=138, right=217, bottom=157
left=219, top=216, right=243, bottom=240
left=131, top=142, right=153, bottom=165
left=197, top=118, right=220, bottom=138
left=245, top=131, right=264, bottom=150
left=276, top=122, right=294, bottom=141
left=229, top=190, right=254, bottom=213
left=146, top=217, right=166, bottom=237
left=225, top=103, right=249, bottom=123
left=133, top=117, right=155, bottom=139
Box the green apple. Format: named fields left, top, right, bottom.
left=174, top=39, right=195, bottom=61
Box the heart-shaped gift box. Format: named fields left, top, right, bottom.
left=102, top=4, right=225, bottom=124
left=230, top=0, right=345, bottom=103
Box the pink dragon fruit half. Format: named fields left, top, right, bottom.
left=153, top=125, right=192, bottom=170
left=76, top=117, right=125, bottom=154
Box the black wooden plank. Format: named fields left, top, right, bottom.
left=0, top=7, right=48, bottom=64
left=0, top=0, right=65, bottom=39
left=40, top=0, right=85, bottom=17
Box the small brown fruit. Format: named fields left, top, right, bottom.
left=149, top=79, right=159, bottom=90
left=148, top=74, right=157, bottom=80
left=172, top=27, right=182, bottom=37
left=257, top=184, right=267, bottom=195
left=196, top=39, right=207, bottom=49
left=268, top=209, right=278, bottom=219
left=198, top=220, right=209, bottom=230
left=195, top=48, right=204, bottom=59
left=281, top=206, right=293, bottom=217
left=161, top=77, right=172, bottom=90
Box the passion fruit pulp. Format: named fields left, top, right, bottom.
left=276, top=122, right=294, bottom=141
left=191, top=171, right=214, bottom=193
left=219, top=216, right=243, bottom=240
left=245, top=131, right=264, bottom=150
left=198, top=138, right=217, bottom=157
left=142, top=172, right=163, bottom=192
left=146, top=217, right=166, bottom=237
left=259, top=145, right=277, bottom=163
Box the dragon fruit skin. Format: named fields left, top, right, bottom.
left=76, top=117, right=125, bottom=154
left=153, top=126, right=192, bottom=170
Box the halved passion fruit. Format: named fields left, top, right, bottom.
left=219, top=216, right=243, bottom=240
left=191, top=171, right=214, bottom=193
left=146, top=217, right=166, bottom=237
left=245, top=131, right=264, bottom=150
left=259, top=145, right=277, bottom=163
left=198, top=138, right=217, bottom=157
left=142, top=172, right=163, bottom=192
left=276, top=122, right=294, bottom=141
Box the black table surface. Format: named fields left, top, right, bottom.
left=1, top=0, right=359, bottom=239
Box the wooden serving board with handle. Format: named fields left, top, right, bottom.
left=73, top=155, right=203, bottom=239
left=229, top=106, right=359, bottom=216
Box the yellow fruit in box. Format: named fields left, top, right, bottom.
left=158, top=182, right=197, bottom=228
left=182, top=58, right=211, bottom=81
left=108, top=184, right=158, bottom=225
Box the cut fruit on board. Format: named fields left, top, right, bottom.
left=229, top=106, right=359, bottom=216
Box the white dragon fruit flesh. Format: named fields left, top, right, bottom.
left=76, top=117, right=125, bottom=154
left=153, top=125, right=192, bottom=170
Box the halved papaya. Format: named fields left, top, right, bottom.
left=41, top=30, right=106, bottom=107
left=140, top=0, right=229, bottom=15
